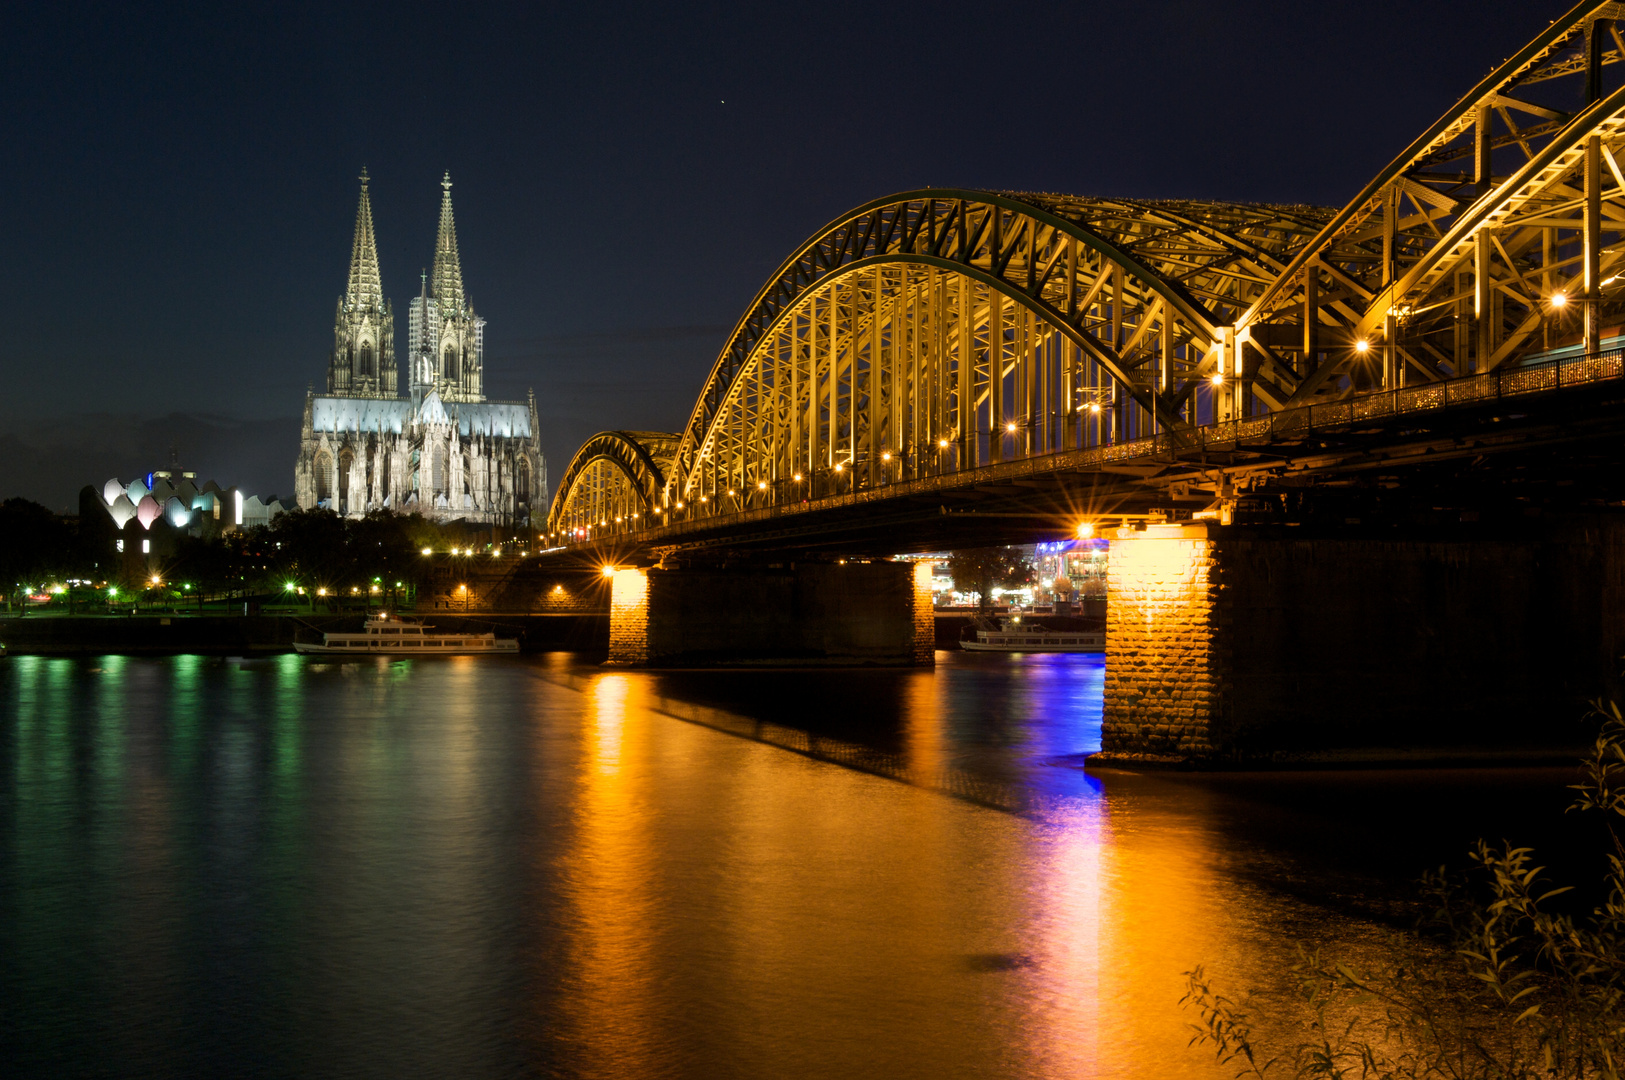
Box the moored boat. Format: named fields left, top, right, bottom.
left=960, top=615, right=1103, bottom=653
left=294, top=612, right=519, bottom=655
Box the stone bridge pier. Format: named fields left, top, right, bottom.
left=1095, top=518, right=1625, bottom=766
left=607, top=559, right=935, bottom=667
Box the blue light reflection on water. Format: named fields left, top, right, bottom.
left=935, top=651, right=1106, bottom=794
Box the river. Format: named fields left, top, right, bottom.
left=0, top=651, right=1589, bottom=1078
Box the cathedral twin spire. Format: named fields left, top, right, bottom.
left=329, top=169, right=482, bottom=403
left=345, top=168, right=385, bottom=312
left=430, top=172, right=466, bottom=315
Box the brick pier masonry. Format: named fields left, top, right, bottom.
left=608, top=560, right=935, bottom=667
left=1095, top=517, right=1625, bottom=766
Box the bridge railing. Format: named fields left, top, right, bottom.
left=616, top=345, right=1625, bottom=544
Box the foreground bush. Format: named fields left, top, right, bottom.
left=1184, top=703, right=1625, bottom=1079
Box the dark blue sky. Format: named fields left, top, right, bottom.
left=1, top=0, right=1550, bottom=509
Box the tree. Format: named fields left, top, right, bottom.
left=254, top=508, right=453, bottom=609
left=1183, top=702, right=1625, bottom=1079
left=260, top=508, right=349, bottom=606
left=168, top=533, right=246, bottom=607
left=947, top=547, right=1034, bottom=612
left=0, top=499, right=79, bottom=610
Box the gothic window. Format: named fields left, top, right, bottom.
left=517, top=458, right=530, bottom=503
left=338, top=450, right=355, bottom=505
left=432, top=446, right=448, bottom=494
left=359, top=342, right=374, bottom=378
left=444, top=343, right=459, bottom=381
left=463, top=455, right=471, bottom=496
left=315, top=451, right=333, bottom=502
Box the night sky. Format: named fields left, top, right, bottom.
left=2, top=0, right=1550, bottom=511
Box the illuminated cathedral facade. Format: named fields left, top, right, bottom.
left=294, top=171, right=546, bottom=524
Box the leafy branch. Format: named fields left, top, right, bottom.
left=1183, top=703, right=1625, bottom=1079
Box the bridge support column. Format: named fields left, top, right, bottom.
left=1100, top=525, right=1226, bottom=762
left=1096, top=518, right=1625, bottom=767
left=607, top=560, right=934, bottom=667
left=608, top=567, right=651, bottom=666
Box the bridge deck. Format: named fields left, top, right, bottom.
left=558, top=346, right=1625, bottom=557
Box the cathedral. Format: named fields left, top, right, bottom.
left=294, top=171, right=546, bottom=524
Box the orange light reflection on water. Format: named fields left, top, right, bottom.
left=556, top=673, right=663, bottom=1079
left=543, top=663, right=1320, bottom=1079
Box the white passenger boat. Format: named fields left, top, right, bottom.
left=960, top=616, right=1104, bottom=653
left=294, top=613, right=519, bottom=655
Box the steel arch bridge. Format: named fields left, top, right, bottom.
left=550, top=0, right=1625, bottom=547
left=549, top=431, right=678, bottom=538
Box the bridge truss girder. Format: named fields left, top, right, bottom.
left=550, top=1, right=1625, bottom=545
left=547, top=430, right=677, bottom=539
left=1243, top=0, right=1625, bottom=393
left=663, top=192, right=1367, bottom=515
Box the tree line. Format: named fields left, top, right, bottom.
left=0, top=496, right=536, bottom=611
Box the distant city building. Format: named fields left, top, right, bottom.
left=88, top=468, right=287, bottom=540
left=293, top=171, right=547, bottom=524
left=79, top=468, right=288, bottom=577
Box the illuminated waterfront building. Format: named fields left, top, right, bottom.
left=294, top=171, right=547, bottom=524
left=1036, top=539, right=1109, bottom=599
left=78, top=467, right=288, bottom=579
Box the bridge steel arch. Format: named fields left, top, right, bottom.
left=1240, top=0, right=1625, bottom=400
left=551, top=1, right=1625, bottom=545
left=547, top=430, right=678, bottom=539
left=661, top=191, right=1379, bottom=514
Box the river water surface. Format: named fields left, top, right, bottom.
left=0, top=651, right=1589, bottom=1078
